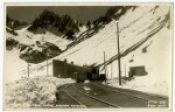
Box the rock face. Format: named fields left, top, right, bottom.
left=27, top=9, right=82, bottom=40
left=6, top=15, right=28, bottom=30
left=6, top=36, right=62, bottom=64
left=19, top=41, right=62, bottom=64
left=6, top=37, right=19, bottom=50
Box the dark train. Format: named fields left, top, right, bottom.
left=53, top=59, right=105, bottom=82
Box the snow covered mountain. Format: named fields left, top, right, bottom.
left=6, top=9, right=88, bottom=64
left=6, top=28, right=63, bottom=63
left=5, top=5, right=172, bottom=96
left=28, top=9, right=87, bottom=40
left=55, top=5, right=171, bottom=96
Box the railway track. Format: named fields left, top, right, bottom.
left=62, top=86, right=86, bottom=107
left=89, top=82, right=168, bottom=107
left=63, top=84, right=120, bottom=108
left=56, top=82, right=168, bottom=108
left=70, top=85, right=120, bottom=107
left=56, top=85, right=86, bottom=107
left=76, top=83, right=149, bottom=107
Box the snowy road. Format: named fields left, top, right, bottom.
left=56, top=82, right=168, bottom=108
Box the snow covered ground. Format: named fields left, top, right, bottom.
left=5, top=5, right=172, bottom=96
left=4, top=76, right=75, bottom=108
left=107, top=26, right=171, bottom=96
left=7, top=26, right=72, bottom=50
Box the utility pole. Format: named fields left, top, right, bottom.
left=103, top=51, right=107, bottom=84
left=46, top=51, right=51, bottom=77
left=111, top=62, right=113, bottom=86
left=116, top=21, right=122, bottom=86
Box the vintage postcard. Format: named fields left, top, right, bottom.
left=3, top=2, right=173, bottom=112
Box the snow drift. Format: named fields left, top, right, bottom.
left=4, top=76, right=75, bottom=108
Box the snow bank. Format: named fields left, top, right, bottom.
left=4, top=76, right=75, bottom=109
left=4, top=49, right=27, bottom=83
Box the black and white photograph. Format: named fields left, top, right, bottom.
left=3, top=3, right=173, bottom=111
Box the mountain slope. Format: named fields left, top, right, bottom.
left=114, top=26, right=171, bottom=96
left=8, top=5, right=171, bottom=96
left=57, top=6, right=169, bottom=66
left=54, top=6, right=171, bottom=96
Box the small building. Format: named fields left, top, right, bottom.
left=53, top=59, right=99, bottom=82
left=128, top=66, right=147, bottom=77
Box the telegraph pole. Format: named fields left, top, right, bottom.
left=111, top=62, right=113, bottom=86
left=103, top=51, right=107, bottom=84
left=116, top=21, right=122, bottom=86
left=46, top=51, right=50, bottom=77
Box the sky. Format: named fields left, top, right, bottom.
left=7, top=6, right=112, bottom=24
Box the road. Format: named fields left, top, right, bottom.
left=55, top=82, right=168, bottom=108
